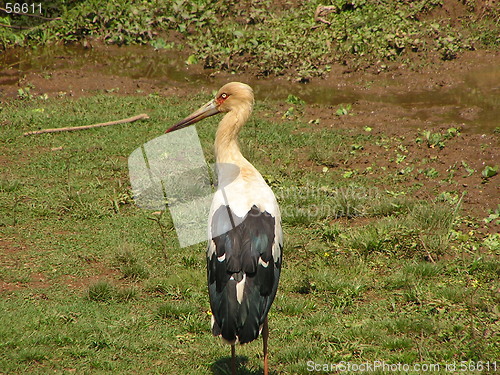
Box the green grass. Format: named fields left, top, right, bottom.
left=87, top=280, right=115, bottom=302
left=0, top=92, right=499, bottom=374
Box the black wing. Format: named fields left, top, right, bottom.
left=207, top=204, right=282, bottom=344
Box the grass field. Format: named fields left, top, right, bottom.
left=0, top=91, right=499, bottom=374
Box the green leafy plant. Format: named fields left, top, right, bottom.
left=17, top=87, right=33, bottom=100
left=481, top=165, right=498, bottom=179
left=483, top=233, right=500, bottom=251
left=419, top=127, right=460, bottom=149
left=286, top=94, right=305, bottom=106
left=421, top=130, right=445, bottom=149
left=336, top=104, right=352, bottom=116
left=422, top=168, right=439, bottom=178
left=484, top=205, right=500, bottom=225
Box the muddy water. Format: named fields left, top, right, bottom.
left=1, top=45, right=498, bottom=132
left=255, top=65, right=499, bottom=133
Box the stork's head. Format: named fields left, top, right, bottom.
left=166, top=82, right=254, bottom=133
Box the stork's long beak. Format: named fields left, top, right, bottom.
left=165, top=99, right=220, bottom=133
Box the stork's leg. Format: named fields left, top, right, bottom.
left=263, top=316, right=269, bottom=375
left=231, top=344, right=236, bottom=375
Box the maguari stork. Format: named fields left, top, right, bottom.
left=166, top=82, right=282, bottom=375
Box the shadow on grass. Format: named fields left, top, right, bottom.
left=211, top=355, right=265, bottom=375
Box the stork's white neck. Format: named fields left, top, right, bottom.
left=214, top=104, right=258, bottom=184
left=214, top=104, right=251, bottom=165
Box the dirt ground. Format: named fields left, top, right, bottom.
left=1, top=45, right=499, bottom=224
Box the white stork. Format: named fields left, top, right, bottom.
left=166, top=82, right=282, bottom=375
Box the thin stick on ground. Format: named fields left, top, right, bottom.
left=23, top=113, right=150, bottom=136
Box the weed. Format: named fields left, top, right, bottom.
left=278, top=297, right=313, bottom=316
left=286, top=94, right=305, bottom=106
left=0, top=179, right=21, bottom=192
left=336, top=104, right=352, bottom=116
left=419, top=127, right=460, bottom=149
left=343, top=224, right=387, bottom=256
left=350, top=143, right=364, bottom=152
left=319, top=223, right=342, bottom=242
left=437, top=285, right=468, bottom=304
left=469, top=257, right=500, bottom=280
left=149, top=38, right=174, bottom=50
left=119, top=287, right=139, bottom=301
left=481, top=165, right=498, bottom=179
left=368, top=194, right=414, bottom=217
left=409, top=203, right=456, bottom=233
left=181, top=255, right=198, bottom=269
left=483, top=205, right=500, bottom=225
left=482, top=234, right=500, bottom=252
left=88, top=330, right=113, bottom=351
left=421, top=168, right=439, bottom=178
left=121, top=263, right=149, bottom=280
left=436, top=36, right=461, bottom=60
left=156, top=302, right=194, bottom=320
left=437, top=192, right=460, bottom=205
left=461, top=160, right=476, bottom=177
left=282, top=107, right=296, bottom=120
left=395, top=153, right=407, bottom=164
left=17, top=349, right=48, bottom=363
left=115, top=247, right=150, bottom=280
left=308, top=146, right=344, bottom=168
left=403, top=262, right=441, bottom=279
left=420, top=130, right=445, bottom=149
left=87, top=281, right=115, bottom=302
left=292, top=273, right=316, bottom=295
left=185, top=54, right=198, bottom=65
left=342, top=170, right=356, bottom=178
left=17, top=87, right=33, bottom=100
left=337, top=201, right=459, bottom=259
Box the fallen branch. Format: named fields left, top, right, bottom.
left=0, top=22, right=31, bottom=29
left=23, top=113, right=150, bottom=136
left=313, top=5, right=338, bottom=26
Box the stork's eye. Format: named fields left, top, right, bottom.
left=220, top=93, right=229, bottom=99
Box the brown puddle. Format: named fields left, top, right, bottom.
left=1, top=44, right=499, bottom=133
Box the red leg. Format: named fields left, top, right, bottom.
left=231, top=344, right=236, bottom=375
left=263, top=317, right=269, bottom=375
